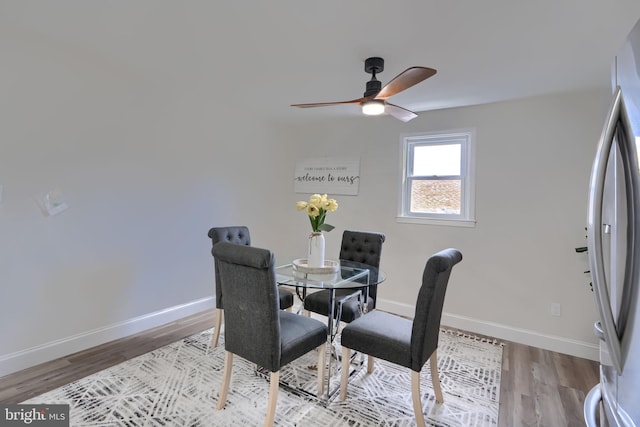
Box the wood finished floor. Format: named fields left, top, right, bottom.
left=0, top=310, right=599, bottom=426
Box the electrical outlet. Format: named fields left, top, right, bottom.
left=551, top=303, right=562, bottom=317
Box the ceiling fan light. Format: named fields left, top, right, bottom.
left=362, top=100, right=385, bottom=116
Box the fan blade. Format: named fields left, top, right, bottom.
left=376, top=67, right=437, bottom=100
left=385, top=103, right=418, bottom=122
left=291, top=96, right=368, bottom=108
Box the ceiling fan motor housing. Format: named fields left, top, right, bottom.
left=363, top=57, right=384, bottom=97
left=364, top=79, right=382, bottom=97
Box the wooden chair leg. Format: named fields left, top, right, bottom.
left=304, top=309, right=311, bottom=317
left=211, top=308, right=223, bottom=348
left=285, top=306, right=293, bottom=312
left=265, top=371, right=280, bottom=427
left=367, top=354, right=375, bottom=373
left=411, top=370, right=427, bottom=427
left=216, top=351, right=233, bottom=410
left=340, top=346, right=350, bottom=400
left=429, top=350, right=444, bottom=403
left=317, top=343, right=326, bottom=396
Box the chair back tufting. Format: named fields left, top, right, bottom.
left=339, top=230, right=386, bottom=304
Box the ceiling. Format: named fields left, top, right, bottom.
left=3, top=1, right=640, bottom=122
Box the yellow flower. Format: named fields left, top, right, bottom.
left=296, top=193, right=338, bottom=232
left=309, top=194, right=323, bottom=207
left=306, top=204, right=320, bottom=218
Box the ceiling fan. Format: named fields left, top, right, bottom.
left=291, top=57, right=436, bottom=122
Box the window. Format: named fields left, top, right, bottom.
left=398, top=129, right=476, bottom=227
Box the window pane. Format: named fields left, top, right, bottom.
left=413, top=144, right=461, bottom=176
left=410, top=179, right=461, bottom=214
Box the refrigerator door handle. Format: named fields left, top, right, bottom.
left=587, top=86, right=635, bottom=375
left=594, top=321, right=605, bottom=341
left=583, top=385, right=602, bottom=427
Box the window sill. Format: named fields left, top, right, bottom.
left=396, top=216, right=476, bottom=228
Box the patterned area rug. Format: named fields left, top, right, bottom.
left=24, top=328, right=502, bottom=426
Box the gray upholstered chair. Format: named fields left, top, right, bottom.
left=339, top=248, right=463, bottom=427
left=208, top=226, right=294, bottom=347
left=212, top=242, right=327, bottom=427
left=303, top=230, right=385, bottom=323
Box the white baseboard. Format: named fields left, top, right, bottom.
left=376, top=298, right=599, bottom=361
left=0, top=297, right=215, bottom=378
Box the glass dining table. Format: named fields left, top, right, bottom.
left=274, top=260, right=386, bottom=403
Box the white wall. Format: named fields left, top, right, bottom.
left=0, top=28, right=286, bottom=375
left=0, top=21, right=611, bottom=375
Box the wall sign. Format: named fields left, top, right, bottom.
left=294, top=157, right=360, bottom=195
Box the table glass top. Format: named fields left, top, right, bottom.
left=275, top=260, right=385, bottom=290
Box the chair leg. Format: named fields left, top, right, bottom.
left=304, top=309, right=311, bottom=317
left=367, top=355, right=375, bottom=373
left=216, top=351, right=233, bottom=410
left=211, top=308, right=223, bottom=348
left=411, top=370, right=427, bottom=427
left=317, top=343, right=326, bottom=396
left=265, top=371, right=280, bottom=427
left=285, top=306, right=293, bottom=312
left=429, top=349, right=444, bottom=403
left=340, top=346, right=350, bottom=400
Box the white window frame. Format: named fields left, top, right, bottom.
left=397, top=129, right=476, bottom=227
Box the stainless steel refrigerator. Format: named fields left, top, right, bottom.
left=584, top=17, right=640, bottom=427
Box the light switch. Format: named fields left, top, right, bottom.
left=35, top=187, right=69, bottom=216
